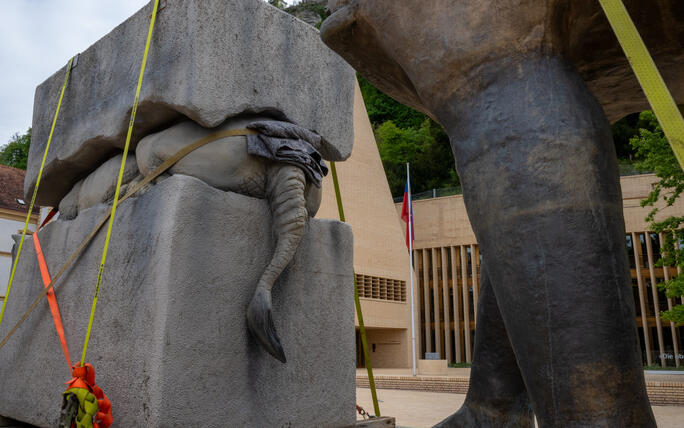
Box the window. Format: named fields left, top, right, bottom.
left=355, top=274, right=407, bottom=302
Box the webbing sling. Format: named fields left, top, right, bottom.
left=0, top=56, right=74, bottom=331
left=0, top=128, right=256, bottom=352
left=33, top=231, right=71, bottom=368
left=79, top=0, right=160, bottom=366
left=330, top=161, right=381, bottom=417
left=599, top=0, right=684, bottom=168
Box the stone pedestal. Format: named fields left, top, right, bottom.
left=0, top=175, right=355, bottom=427
left=417, top=359, right=449, bottom=376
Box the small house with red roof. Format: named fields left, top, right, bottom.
left=0, top=164, right=39, bottom=301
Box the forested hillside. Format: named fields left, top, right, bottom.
left=1, top=1, right=658, bottom=201
left=358, top=75, right=651, bottom=198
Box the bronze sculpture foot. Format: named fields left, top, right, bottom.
left=435, top=265, right=534, bottom=427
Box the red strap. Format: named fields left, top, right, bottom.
left=39, top=207, right=58, bottom=230
left=32, top=232, right=71, bottom=368
left=66, top=363, right=113, bottom=428
left=40, top=211, right=112, bottom=426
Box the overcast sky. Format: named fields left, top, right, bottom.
left=0, top=0, right=153, bottom=146
left=0, top=1, right=299, bottom=147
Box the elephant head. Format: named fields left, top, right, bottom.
left=322, top=1, right=684, bottom=426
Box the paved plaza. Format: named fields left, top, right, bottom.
left=356, top=368, right=684, bottom=427
left=356, top=388, right=684, bottom=428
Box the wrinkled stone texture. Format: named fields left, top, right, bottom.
left=321, top=1, right=670, bottom=426
left=78, top=154, right=139, bottom=211
left=136, top=117, right=269, bottom=197
left=58, top=153, right=139, bottom=221
left=27, top=0, right=354, bottom=206
left=0, top=175, right=355, bottom=427
left=136, top=116, right=325, bottom=363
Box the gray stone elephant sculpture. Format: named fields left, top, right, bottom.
left=137, top=117, right=327, bottom=364
left=57, top=116, right=326, bottom=363
left=322, top=0, right=684, bottom=426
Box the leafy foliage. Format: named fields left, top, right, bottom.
left=267, top=0, right=287, bottom=9
left=630, top=111, right=684, bottom=325
left=284, top=1, right=327, bottom=26
left=0, top=128, right=31, bottom=170
left=612, top=112, right=642, bottom=160
left=358, top=76, right=459, bottom=197
left=375, top=119, right=459, bottom=197
left=358, top=77, right=427, bottom=130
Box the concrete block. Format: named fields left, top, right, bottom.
left=417, top=359, right=449, bottom=376
left=0, top=415, right=31, bottom=427
left=0, top=175, right=355, bottom=427
left=353, top=416, right=396, bottom=427
left=27, top=0, right=355, bottom=206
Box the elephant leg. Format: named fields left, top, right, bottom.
left=441, top=56, right=655, bottom=427
left=246, top=164, right=309, bottom=363
left=304, top=181, right=322, bottom=217
left=435, top=263, right=534, bottom=428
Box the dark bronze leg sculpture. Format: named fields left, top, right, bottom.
left=434, top=56, right=656, bottom=427
left=435, top=264, right=534, bottom=427
left=320, top=1, right=660, bottom=423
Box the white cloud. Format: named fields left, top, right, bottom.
left=0, top=0, right=149, bottom=146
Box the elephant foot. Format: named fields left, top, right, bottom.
left=434, top=401, right=533, bottom=428
left=246, top=287, right=287, bottom=363
left=435, top=264, right=534, bottom=428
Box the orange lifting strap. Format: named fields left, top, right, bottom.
left=33, top=228, right=71, bottom=369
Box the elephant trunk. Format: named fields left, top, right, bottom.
left=434, top=56, right=656, bottom=427
left=247, top=164, right=310, bottom=363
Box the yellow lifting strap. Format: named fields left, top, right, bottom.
left=0, top=56, right=75, bottom=331
left=330, top=161, right=381, bottom=418
left=0, top=128, right=255, bottom=352
left=599, top=0, right=684, bottom=168
left=79, top=0, right=160, bottom=365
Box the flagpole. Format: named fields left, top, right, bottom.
left=407, top=162, right=417, bottom=377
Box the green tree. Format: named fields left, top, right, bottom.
left=375, top=119, right=459, bottom=196
left=358, top=76, right=427, bottom=129
left=358, top=76, right=460, bottom=197
left=360, top=74, right=652, bottom=198
left=284, top=1, right=328, bottom=27
left=631, top=110, right=684, bottom=325
left=268, top=0, right=287, bottom=9
left=0, top=128, right=31, bottom=170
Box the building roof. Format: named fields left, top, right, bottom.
left=0, top=164, right=38, bottom=214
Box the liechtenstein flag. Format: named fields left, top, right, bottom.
left=400, top=179, right=415, bottom=249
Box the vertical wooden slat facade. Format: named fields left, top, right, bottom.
left=414, top=250, right=423, bottom=358
left=441, top=248, right=451, bottom=362
left=432, top=248, right=442, bottom=356
left=645, top=233, right=666, bottom=366
left=421, top=250, right=432, bottom=353
left=632, top=232, right=653, bottom=366
left=460, top=246, right=472, bottom=362
left=629, top=231, right=684, bottom=367
left=450, top=246, right=463, bottom=362
left=659, top=233, right=681, bottom=367
left=470, top=244, right=479, bottom=325
left=414, top=231, right=684, bottom=367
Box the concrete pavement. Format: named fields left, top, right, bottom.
left=356, top=388, right=684, bottom=428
